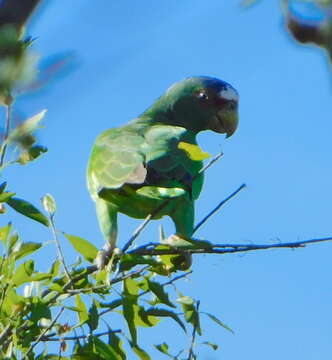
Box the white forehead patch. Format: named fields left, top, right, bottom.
left=220, top=86, right=239, bottom=101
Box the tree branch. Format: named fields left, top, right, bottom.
left=193, top=183, right=246, bottom=234
left=129, top=236, right=332, bottom=256
left=40, top=329, right=122, bottom=342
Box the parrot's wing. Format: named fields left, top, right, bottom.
left=143, top=125, right=204, bottom=200
left=88, top=125, right=204, bottom=201
left=87, top=128, right=147, bottom=198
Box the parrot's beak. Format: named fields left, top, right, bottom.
left=221, top=109, right=239, bottom=138
left=212, top=108, right=239, bottom=138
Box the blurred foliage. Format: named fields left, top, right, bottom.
left=284, top=0, right=332, bottom=62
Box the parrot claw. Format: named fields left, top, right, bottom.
left=162, top=234, right=193, bottom=270
left=163, top=234, right=193, bottom=247
left=95, top=246, right=122, bottom=270
left=95, top=249, right=108, bottom=270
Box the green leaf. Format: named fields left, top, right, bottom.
left=17, top=145, right=47, bottom=165
left=87, top=300, right=99, bottom=332
left=108, top=332, right=126, bottom=360
left=7, top=232, right=19, bottom=255
left=144, top=308, right=186, bottom=333
left=49, top=259, right=61, bottom=278
left=0, top=223, right=12, bottom=246
left=0, top=191, right=15, bottom=203
left=0, top=181, right=7, bottom=193
left=12, top=259, right=34, bottom=286
left=178, top=141, right=211, bottom=161
left=8, top=109, right=47, bottom=146
left=201, top=341, right=218, bottom=350
left=92, top=336, right=121, bottom=360
left=123, top=277, right=140, bottom=296
left=130, top=342, right=151, bottom=360
left=41, top=193, right=56, bottom=215
left=30, top=272, right=52, bottom=282
left=123, top=297, right=137, bottom=344
left=176, top=296, right=194, bottom=305
left=64, top=233, right=98, bottom=263
left=203, top=312, right=234, bottom=334
left=75, top=294, right=89, bottom=326
left=7, top=197, right=49, bottom=226
left=136, top=306, right=160, bottom=327
left=30, top=300, right=52, bottom=322
left=148, top=280, right=175, bottom=308
left=177, top=297, right=201, bottom=335
left=12, top=241, right=42, bottom=261
left=154, top=343, right=172, bottom=356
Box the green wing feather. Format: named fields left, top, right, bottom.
left=87, top=123, right=204, bottom=202
left=87, top=128, right=146, bottom=198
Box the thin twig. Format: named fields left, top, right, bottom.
left=42, top=264, right=148, bottom=305
left=24, top=307, right=64, bottom=359
left=0, top=324, right=11, bottom=346
left=193, top=183, right=246, bottom=234
left=121, top=200, right=170, bottom=253
left=0, top=102, right=12, bottom=168
left=198, top=151, right=223, bottom=175
left=40, top=329, right=122, bottom=342
left=49, top=214, right=71, bottom=282
left=187, top=301, right=200, bottom=360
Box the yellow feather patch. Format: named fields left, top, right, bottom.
left=178, top=142, right=211, bottom=161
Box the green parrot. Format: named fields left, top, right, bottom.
left=87, top=76, right=239, bottom=267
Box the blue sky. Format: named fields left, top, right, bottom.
left=4, top=0, right=332, bottom=358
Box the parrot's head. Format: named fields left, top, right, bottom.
left=147, top=76, right=239, bottom=137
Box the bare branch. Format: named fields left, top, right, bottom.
left=121, top=201, right=170, bottom=253
left=49, top=214, right=72, bottom=282
left=198, top=151, right=223, bottom=175
left=193, top=183, right=246, bottom=234
left=40, top=329, right=122, bottom=342
left=129, top=236, right=332, bottom=256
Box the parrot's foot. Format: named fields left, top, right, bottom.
left=95, top=244, right=122, bottom=270
left=163, top=234, right=194, bottom=247
left=162, top=234, right=193, bottom=270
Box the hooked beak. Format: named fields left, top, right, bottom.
left=211, top=108, right=239, bottom=138
left=219, top=109, right=239, bottom=138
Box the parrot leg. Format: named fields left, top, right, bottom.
left=170, top=200, right=194, bottom=238
left=95, top=198, right=118, bottom=269
left=167, top=200, right=194, bottom=270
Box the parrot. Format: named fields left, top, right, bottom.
left=87, top=76, right=239, bottom=268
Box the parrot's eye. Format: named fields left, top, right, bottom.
left=196, top=91, right=208, bottom=101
